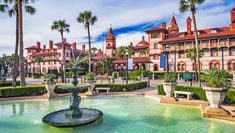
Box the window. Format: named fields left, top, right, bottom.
left=54, top=61, right=56, bottom=65
left=154, top=44, right=158, bottom=49
left=211, top=29, right=217, bottom=33
left=151, top=33, right=158, bottom=39
left=154, top=64, right=159, bottom=71
left=211, top=49, right=217, bottom=57
left=209, top=61, right=219, bottom=70
left=178, top=52, right=185, bottom=58
left=154, top=54, right=158, bottom=60
left=177, top=62, right=186, bottom=71
left=230, top=48, right=235, bottom=56
left=66, top=53, right=69, bottom=57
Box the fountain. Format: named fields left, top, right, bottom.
left=42, top=58, right=103, bottom=127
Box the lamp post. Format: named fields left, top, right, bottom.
left=165, top=45, right=170, bottom=73
left=126, top=48, right=129, bottom=84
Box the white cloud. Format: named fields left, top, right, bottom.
left=0, top=0, right=234, bottom=55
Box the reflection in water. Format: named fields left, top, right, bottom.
left=0, top=96, right=235, bottom=133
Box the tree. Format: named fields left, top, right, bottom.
left=186, top=47, right=203, bottom=80
left=117, top=46, right=126, bottom=59
left=77, top=11, right=97, bottom=75
left=51, top=20, right=70, bottom=83
left=0, top=0, right=36, bottom=86
left=127, top=45, right=134, bottom=58
left=91, top=47, right=97, bottom=53
left=35, top=56, right=43, bottom=74
left=104, top=57, right=114, bottom=75
left=179, top=0, right=205, bottom=87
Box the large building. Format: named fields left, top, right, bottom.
left=25, top=39, right=89, bottom=73
left=144, top=8, right=235, bottom=73
left=26, top=8, right=235, bottom=74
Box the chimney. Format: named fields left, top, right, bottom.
left=49, top=40, right=53, bottom=49
left=231, top=8, right=235, bottom=30
left=82, top=44, right=85, bottom=52
left=162, top=22, right=166, bottom=29
left=97, top=49, right=102, bottom=56
left=187, top=16, right=192, bottom=35
left=36, top=41, right=41, bottom=49
left=43, top=45, right=46, bottom=50
left=72, top=42, right=77, bottom=50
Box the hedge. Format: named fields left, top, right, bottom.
left=0, top=86, right=46, bottom=98
left=157, top=85, right=235, bottom=104
left=0, top=81, right=20, bottom=87
left=95, top=81, right=147, bottom=92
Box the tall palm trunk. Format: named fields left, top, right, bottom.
left=87, top=25, right=91, bottom=74
left=192, top=11, right=201, bottom=87
left=12, top=11, right=19, bottom=87
left=18, top=0, right=26, bottom=86
left=60, top=32, right=66, bottom=83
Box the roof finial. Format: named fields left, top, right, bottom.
left=173, top=12, right=175, bottom=16
left=110, top=24, right=112, bottom=28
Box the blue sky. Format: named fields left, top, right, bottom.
left=0, top=0, right=235, bottom=55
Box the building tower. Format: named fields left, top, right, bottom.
left=231, top=8, right=235, bottom=30
left=168, top=15, right=179, bottom=34
left=106, top=26, right=117, bottom=57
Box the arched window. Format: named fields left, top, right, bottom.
left=177, top=62, right=186, bottom=71
left=153, top=64, right=159, bottom=71
left=209, top=60, right=220, bottom=70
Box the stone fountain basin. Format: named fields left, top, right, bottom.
left=42, top=108, right=103, bottom=128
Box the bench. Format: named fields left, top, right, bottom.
left=96, top=87, right=111, bottom=93
left=174, top=91, right=193, bottom=100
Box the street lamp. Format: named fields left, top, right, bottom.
left=165, top=44, right=170, bottom=73
left=126, top=48, right=129, bottom=84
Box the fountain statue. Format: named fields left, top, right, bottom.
left=42, top=57, right=103, bottom=127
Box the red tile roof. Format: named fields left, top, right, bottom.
left=145, top=27, right=168, bottom=33
left=32, top=51, right=59, bottom=56
left=160, top=27, right=235, bottom=43
left=113, top=57, right=150, bottom=64
left=25, top=46, right=39, bottom=49
left=134, top=40, right=149, bottom=50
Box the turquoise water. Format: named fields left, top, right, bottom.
left=0, top=96, right=235, bottom=133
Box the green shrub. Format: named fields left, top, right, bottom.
left=95, top=81, right=147, bottom=92
left=157, top=85, right=235, bottom=103
left=0, top=81, right=20, bottom=87
left=225, top=89, right=235, bottom=104
left=163, top=73, right=177, bottom=83
left=157, top=85, right=206, bottom=100
left=0, top=86, right=46, bottom=98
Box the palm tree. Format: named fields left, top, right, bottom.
left=77, top=11, right=97, bottom=75
left=179, top=0, right=205, bottom=87
left=51, top=20, right=70, bottom=83
left=35, top=56, right=43, bottom=74
left=127, top=45, right=134, bottom=58
left=186, top=47, right=203, bottom=80
left=0, top=0, right=36, bottom=86
left=91, top=47, right=97, bottom=53
left=117, top=46, right=126, bottom=59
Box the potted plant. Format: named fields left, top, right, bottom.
left=85, top=73, right=96, bottom=92
left=44, top=74, right=56, bottom=95
left=202, top=69, right=231, bottom=108
left=163, top=72, right=177, bottom=97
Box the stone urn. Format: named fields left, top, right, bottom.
left=203, top=86, right=228, bottom=108
left=163, top=82, right=177, bottom=97
left=44, top=82, right=56, bottom=95
left=86, top=81, right=96, bottom=92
